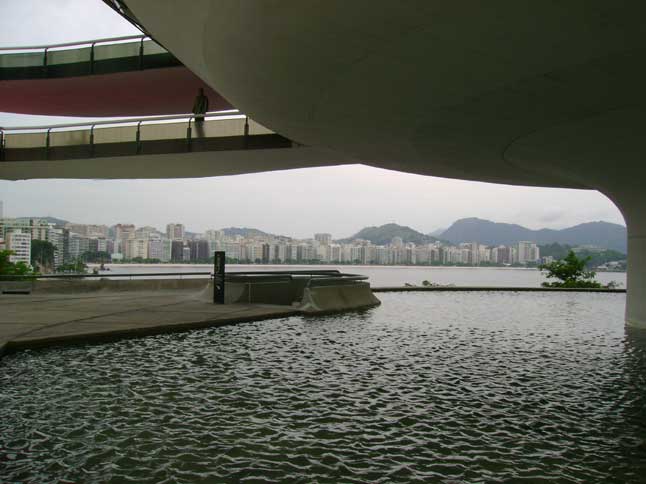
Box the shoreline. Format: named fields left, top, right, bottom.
left=90, top=263, right=627, bottom=273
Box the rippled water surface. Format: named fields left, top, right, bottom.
left=2, top=292, right=645, bottom=483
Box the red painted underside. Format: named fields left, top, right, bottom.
left=0, top=66, right=232, bottom=117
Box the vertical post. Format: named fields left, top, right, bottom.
left=43, top=48, right=49, bottom=77
left=139, top=37, right=145, bottom=69
left=213, top=251, right=225, bottom=304
left=90, top=42, right=96, bottom=75
left=136, top=121, right=142, bottom=154
left=45, top=128, right=52, bottom=159
left=186, top=117, right=193, bottom=152
left=89, top=125, right=95, bottom=157
left=0, top=129, right=4, bottom=162
left=244, top=116, right=249, bottom=149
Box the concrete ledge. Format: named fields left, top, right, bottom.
left=0, top=279, right=382, bottom=359
left=3, top=308, right=301, bottom=354
left=30, top=278, right=209, bottom=294
left=372, top=286, right=626, bottom=293
left=300, top=283, right=381, bottom=314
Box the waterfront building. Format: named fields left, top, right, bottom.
left=188, top=240, right=210, bottom=261
left=88, top=237, right=108, bottom=254
left=5, top=229, right=31, bottom=265
left=205, top=229, right=224, bottom=242
left=1, top=218, right=52, bottom=244
left=161, top=239, right=172, bottom=263
left=147, top=238, right=165, bottom=261
left=170, top=241, right=185, bottom=262
left=135, top=226, right=160, bottom=239
left=48, top=228, right=65, bottom=268
left=124, top=238, right=148, bottom=260
left=314, top=233, right=332, bottom=245
left=166, top=223, right=185, bottom=241
left=65, top=224, right=109, bottom=238
left=517, top=241, right=540, bottom=265
left=114, top=224, right=135, bottom=254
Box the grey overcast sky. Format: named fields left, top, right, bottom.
left=0, top=0, right=624, bottom=238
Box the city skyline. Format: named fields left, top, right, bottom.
left=0, top=216, right=547, bottom=269
left=0, top=165, right=625, bottom=240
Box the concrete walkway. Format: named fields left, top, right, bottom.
left=0, top=290, right=300, bottom=358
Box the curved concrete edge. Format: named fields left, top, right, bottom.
left=1, top=310, right=300, bottom=356
left=299, top=283, right=381, bottom=315
left=625, top=318, right=646, bottom=330
left=372, top=286, right=627, bottom=293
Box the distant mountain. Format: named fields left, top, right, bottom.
left=428, top=227, right=447, bottom=237
left=439, top=218, right=627, bottom=253
left=340, top=223, right=439, bottom=246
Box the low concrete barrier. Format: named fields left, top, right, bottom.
left=300, top=282, right=381, bottom=314
left=2, top=277, right=382, bottom=315
left=2, top=278, right=210, bottom=295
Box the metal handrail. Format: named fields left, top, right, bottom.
left=1, top=110, right=241, bottom=133
left=0, top=35, right=147, bottom=52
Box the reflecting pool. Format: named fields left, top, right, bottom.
left=1, top=292, right=644, bottom=483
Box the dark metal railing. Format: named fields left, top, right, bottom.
left=0, top=270, right=368, bottom=283
left=0, top=110, right=245, bottom=161
left=0, top=271, right=211, bottom=281
left=0, top=35, right=167, bottom=78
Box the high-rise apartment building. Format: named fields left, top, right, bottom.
left=171, top=241, right=185, bottom=262
left=125, top=238, right=149, bottom=260
left=148, top=239, right=164, bottom=261
left=205, top=229, right=224, bottom=242
left=314, top=233, right=332, bottom=245
left=64, top=224, right=108, bottom=238
left=188, top=240, right=210, bottom=261
left=517, top=241, right=540, bottom=264
left=114, top=224, right=135, bottom=254
left=166, top=223, right=185, bottom=241
left=136, top=226, right=159, bottom=239
left=6, top=229, right=31, bottom=265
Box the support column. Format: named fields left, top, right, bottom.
left=613, top=190, right=646, bottom=328
left=626, top=228, right=646, bottom=328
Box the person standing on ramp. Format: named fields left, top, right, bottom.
left=192, top=88, right=209, bottom=138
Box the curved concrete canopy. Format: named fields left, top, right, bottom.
left=125, top=0, right=645, bottom=191
left=123, top=1, right=646, bottom=327
left=0, top=66, right=231, bottom=117
left=0, top=146, right=354, bottom=180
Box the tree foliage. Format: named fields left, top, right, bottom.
left=0, top=250, right=34, bottom=276
left=539, top=250, right=602, bottom=288
left=31, top=239, right=57, bottom=272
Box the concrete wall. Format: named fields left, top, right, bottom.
left=0, top=278, right=210, bottom=295
left=4, top=278, right=381, bottom=315
left=300, top=283, right=381, bottom=314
